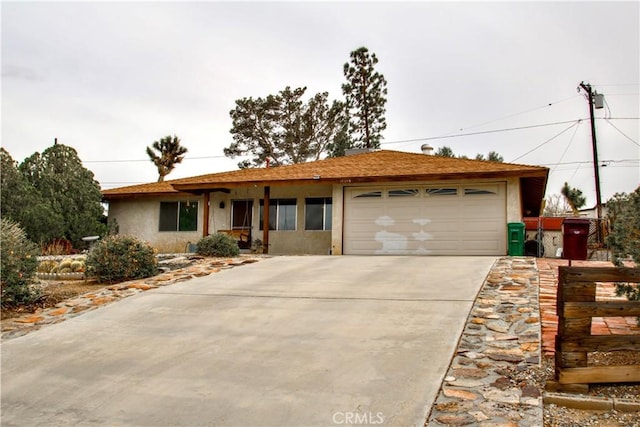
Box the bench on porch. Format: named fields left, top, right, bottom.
left=217, top=229, right=251, bottom=249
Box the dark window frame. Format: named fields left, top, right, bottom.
left=159, top=200, right=198, bottom=232
left=305, top=197, right=332, bottom=231
left=259, top=198, right=297, bottom=231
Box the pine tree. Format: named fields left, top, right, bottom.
left=340, top=47, right=388, bottom=152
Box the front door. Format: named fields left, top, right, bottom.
left=232, top=200, right=253, bottom=249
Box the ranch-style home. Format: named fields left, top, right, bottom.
left=102, top=149, right=549, bottom=256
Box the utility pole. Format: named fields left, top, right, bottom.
left=579, top=81, right=604, bottom=246
left=578, top=82, right=603, bottom=222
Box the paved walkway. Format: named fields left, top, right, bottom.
left=428, top=256, right=640, bottom=426
left=428, top=257, right=543, bottom=426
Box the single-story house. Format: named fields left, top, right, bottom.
left=102, top=149, right=549, bottom=255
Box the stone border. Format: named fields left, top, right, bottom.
left=427, top=257, right=543, bottom=426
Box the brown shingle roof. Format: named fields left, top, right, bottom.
left=102, top=150, right=548, bottom=198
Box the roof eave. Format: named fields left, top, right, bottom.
left=170, top=169, right=548, bottom=191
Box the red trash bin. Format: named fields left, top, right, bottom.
left=562, top=218, right=590, bottom=260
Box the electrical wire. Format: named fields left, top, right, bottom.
left=435, top=95, right=580, bottom=137
left=550, top=120, right=582, bottom=176
left=381, top=119, right=582, bottom=146
left=84, top=154, right=229, bottom=163
left=603, top=119, right=640, bottom=147
left=510, top=121, right=581, bottom=162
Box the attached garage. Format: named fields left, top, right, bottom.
left=343, top=182, right=507, bottom=255
left=104, top=149, right=548, bottom=256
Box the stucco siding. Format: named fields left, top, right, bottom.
left=108, top=196, right=202, bottom=253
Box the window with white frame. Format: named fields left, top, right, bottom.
left=305, top=197, right=332, bottom=230
left=259, top=199, right=297, bottom=230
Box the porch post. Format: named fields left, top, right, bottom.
left=262, top=186, right=270, bottom=254
left=202, top=192, right=210, bottom=237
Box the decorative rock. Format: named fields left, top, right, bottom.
left=14, top=315, right=45, bottom=324
left=462, top=351, right=485, bottom=360
left=469, top=410, right=489, bottom=422
left=434, top=401, right=473, bottom=412
left=453, top=368, right=488, bottom=378
left=48, top=307, right=69, bottom=316
left=482, top=388, right=521, bottom=404
left=443, top=387, right=479, bottom=401
left=490, top=376, right=511, bottom=390
left=486, top=320, right=510, bottom=333
left=435, top=413, right=476, bottom=425
left=448, top=378, right=485, bottom=388
left=487, top=353, right=524, bottom=363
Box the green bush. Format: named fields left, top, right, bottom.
left=86, top=235, right=158, bottom=283
left=1, top=218, right=41, bottom=305
left=196, top=233, right=240, bottom=257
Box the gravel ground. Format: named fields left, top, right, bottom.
left=505, top=353, right=640, bottom=426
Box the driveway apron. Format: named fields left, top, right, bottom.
left=1, top=256, right=495, bottom=427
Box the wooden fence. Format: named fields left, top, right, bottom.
left=554, top=266, right=640, bottom=391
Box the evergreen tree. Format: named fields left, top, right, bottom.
left=340, top=46, right=388, bottom=152
left=225, top=86, right=345, bottom=168
left=606, top=187, right=640, bottom=312
left=146, top=135, right=188, bottom=182
left=435, top=146, right=456, bottom=157
left=17, top=144, right=105, bottom=246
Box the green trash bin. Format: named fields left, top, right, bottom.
left=507, top=222, right=525, bottom=256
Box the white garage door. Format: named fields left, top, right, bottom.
left=343, top=183, right=506, bottom=255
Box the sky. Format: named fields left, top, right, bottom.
left=2, top=1, right=639, bottom=208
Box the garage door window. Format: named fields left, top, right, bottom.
left=305, top=198, right=332, bottom=230
left=259, top=199, right=296, bottom=231
left=426, top=188, right=457, bottom=196
left=159, top=201, right=198, bottom=232
left=388, top=189, right=419, bottom=198
left=353, top=190, right=382, bottom=198
left=465, top=188, right=497, bottom=195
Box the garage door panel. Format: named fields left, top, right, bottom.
left=344, top=184, right=506, bottom=255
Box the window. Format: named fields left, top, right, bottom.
left=259, top=199, right=297, bottom=230
left=464, top=188, right=497, bottom=195
left=388, top=189, right=419, bottom=198
left=353, top=190, right=382, bottom=198
left=305, top=198, right=332, bottom=230
left=426, top=188, right=458, bottom=196
left=159, top=201, right=198, bottom=232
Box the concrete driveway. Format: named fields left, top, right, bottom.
left=1, top=256, right=495, bottom=427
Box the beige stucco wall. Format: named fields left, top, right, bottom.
left=505, top=177, right=522, bottom=223
left=108, top=177, right=525, bottom=255
left=108, top=195, right=203, bottom=253
left=211, top=184, right=334, bottom=255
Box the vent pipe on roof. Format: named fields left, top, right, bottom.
left=421, top=144, right=433, bottom=155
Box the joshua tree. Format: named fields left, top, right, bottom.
left=146, top=135, right=188, bottom=182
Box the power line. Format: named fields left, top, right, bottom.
left=436, top=95, right=581, bottom=136
left=510, top=121, right=581, bottom=162
left=382, top=119, right=582, bottom=146
left=84, top=154, right=229, bottom=163
left=603, top=119, right=640, bottom=147
left=550, top=120, right=582, bottom=176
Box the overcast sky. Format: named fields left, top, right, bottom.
left=2, top=1, right=639, bottom=208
